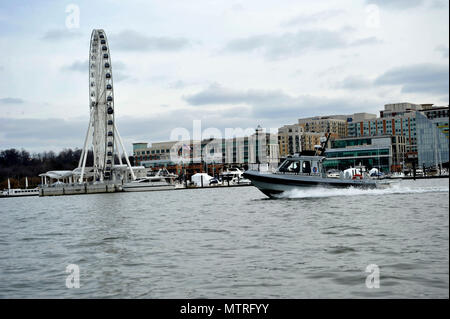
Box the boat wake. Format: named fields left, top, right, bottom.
left=275, top=182, right=449, bottom=199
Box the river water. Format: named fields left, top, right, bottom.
left=0, top=179, right=448, bottom=298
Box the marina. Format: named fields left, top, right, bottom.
left=0, top=0, right=448, bottom=303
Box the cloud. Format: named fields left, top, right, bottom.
left=374, top=63, right=449, bottom=95
left=223, top=29, right=381, bottom=59
left=0, top=97, right=25, bottom=104
left=435, top=45, right=449, bottom=59
left=62, top=60, right=87, bottom=72
left=351, top=36, right=382, bottom=46
left=42, top=29, right=82, bottom=41
left=184, top=83, right=379, bottom=119
left=168, top=80, right=188, bottom=89
left=335, top=75, right=373, bottom=89
left=429, top=0, right=449, bottom=9
left=62, top=60, right=126, bottom=72
left=61, top=60, right=130, bottom=81
left=366, top=0, right=425, bottom=9
left=0, top=109, right=265, bottom=153
left=110, top=30, right=191, bottom=52
left=281, top=9, right=345, bottom=27
left=0, top=117, right=87, bottom=152
left=0, top=89, right=380, bottom=153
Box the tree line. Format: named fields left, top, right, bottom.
left=0, top=148, right=134, bottom=189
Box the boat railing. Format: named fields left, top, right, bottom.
left=276, top=171, right=322, bottom=177
left=39, top=180, right=118, bottom=188
left=248, top=163, right=278, bottom=173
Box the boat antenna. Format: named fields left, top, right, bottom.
left=320, top=125, right=331, bottom=156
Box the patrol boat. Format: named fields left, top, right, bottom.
left=243, top=134, right=378, bottom=198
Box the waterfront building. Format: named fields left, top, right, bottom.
left=133, top=127, right=279, bottom=176
left=278, top=124, right=305, bottom=156
left=420, top=105, right=449, bottom=138
left=278, top=124, right=323, bottom=157
left=297, top=116, right=348, bottom=138
left=278, top=113, right=377, bottom=157
left=347, top=103, right=449, bottom=168
left=380, top=102, right=423, bottom=118
left=323, top=135, right=406, bottom=173
left=133, top=141, right=179, bottom=162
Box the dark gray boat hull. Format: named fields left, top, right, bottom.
left=243, top=170, right=378, bottom=198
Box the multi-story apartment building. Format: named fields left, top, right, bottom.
left=347, top=103, right=449, bottom=168
left=278, top=124, right=323, bottom=157
left=298, top=116, right=348, bottom=138
left=278, top=124, right=304, bottom=156
left=278, top=113, right=377, bottom=157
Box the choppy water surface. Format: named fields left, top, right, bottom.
left=0, top=179, right=448, bottom=298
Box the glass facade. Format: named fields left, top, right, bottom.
left=323, top=156, right=390, bottom=172
left=324, top=146, right=391, bottom=172
left=332, top=138, right=373, bottom=149
left=416, top=112, right=449, bottom=167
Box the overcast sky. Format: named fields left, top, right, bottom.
left=0, top=0, right=448, bottom=153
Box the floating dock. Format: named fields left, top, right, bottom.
left=38, top=182, right=252, bottom=196
left=39, top=183, right=121, bottom=196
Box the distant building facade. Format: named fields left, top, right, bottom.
left=132, top=127, right=279, bottom=177
left=278, top=113, right=378, bottom=158
left=347, top=103, right=449, bottom=168
left=278, top=124, right=323, bottom=157
left=323, top=135, right=407, bottom=173
left=298, top=116, right=348, bottom=138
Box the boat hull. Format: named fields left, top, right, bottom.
left=122, top=184, right=176, bottom=192
left=243, top=170, right=377, bottom=198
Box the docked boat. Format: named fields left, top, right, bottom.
left=122, top=169, right=178, bottom=192
left=326, top=169, right=341, bottom=178
left=220, top=168, right=252, bottom=185
left=1, top=178, right=39, bottom=198
left=389, top=172, right=405, bottom=179
left=1, top=188, right=39, bottom=197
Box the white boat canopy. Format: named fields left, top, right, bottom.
left=191, top=173, right=213, bottom=187
left=38, top=171, right=74, bottom=179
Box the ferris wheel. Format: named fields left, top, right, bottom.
left=78, top=29, right=135, bottom=182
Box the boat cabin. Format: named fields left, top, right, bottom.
left=276, top=155, right=325, bottom=177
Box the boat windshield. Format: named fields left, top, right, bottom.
left=279, top=160, right=301, bottom=173
left=278, top=158, right=320, bottom=175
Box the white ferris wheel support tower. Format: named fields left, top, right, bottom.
left=78, top=29, right=135, bottom=183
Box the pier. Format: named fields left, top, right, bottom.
left=38, top=182, right=251, bottom=197
left=39, top=182, right=120, bottom=196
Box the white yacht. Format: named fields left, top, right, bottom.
left=1, top=188, right=39, bottom=197
left=122, top=169, right=178, bottom=192
left=326, top=169, right=341, bottom=178
left=221, top=168, right=252, bottom=185
left=390, top=172, right=405, bottom=179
